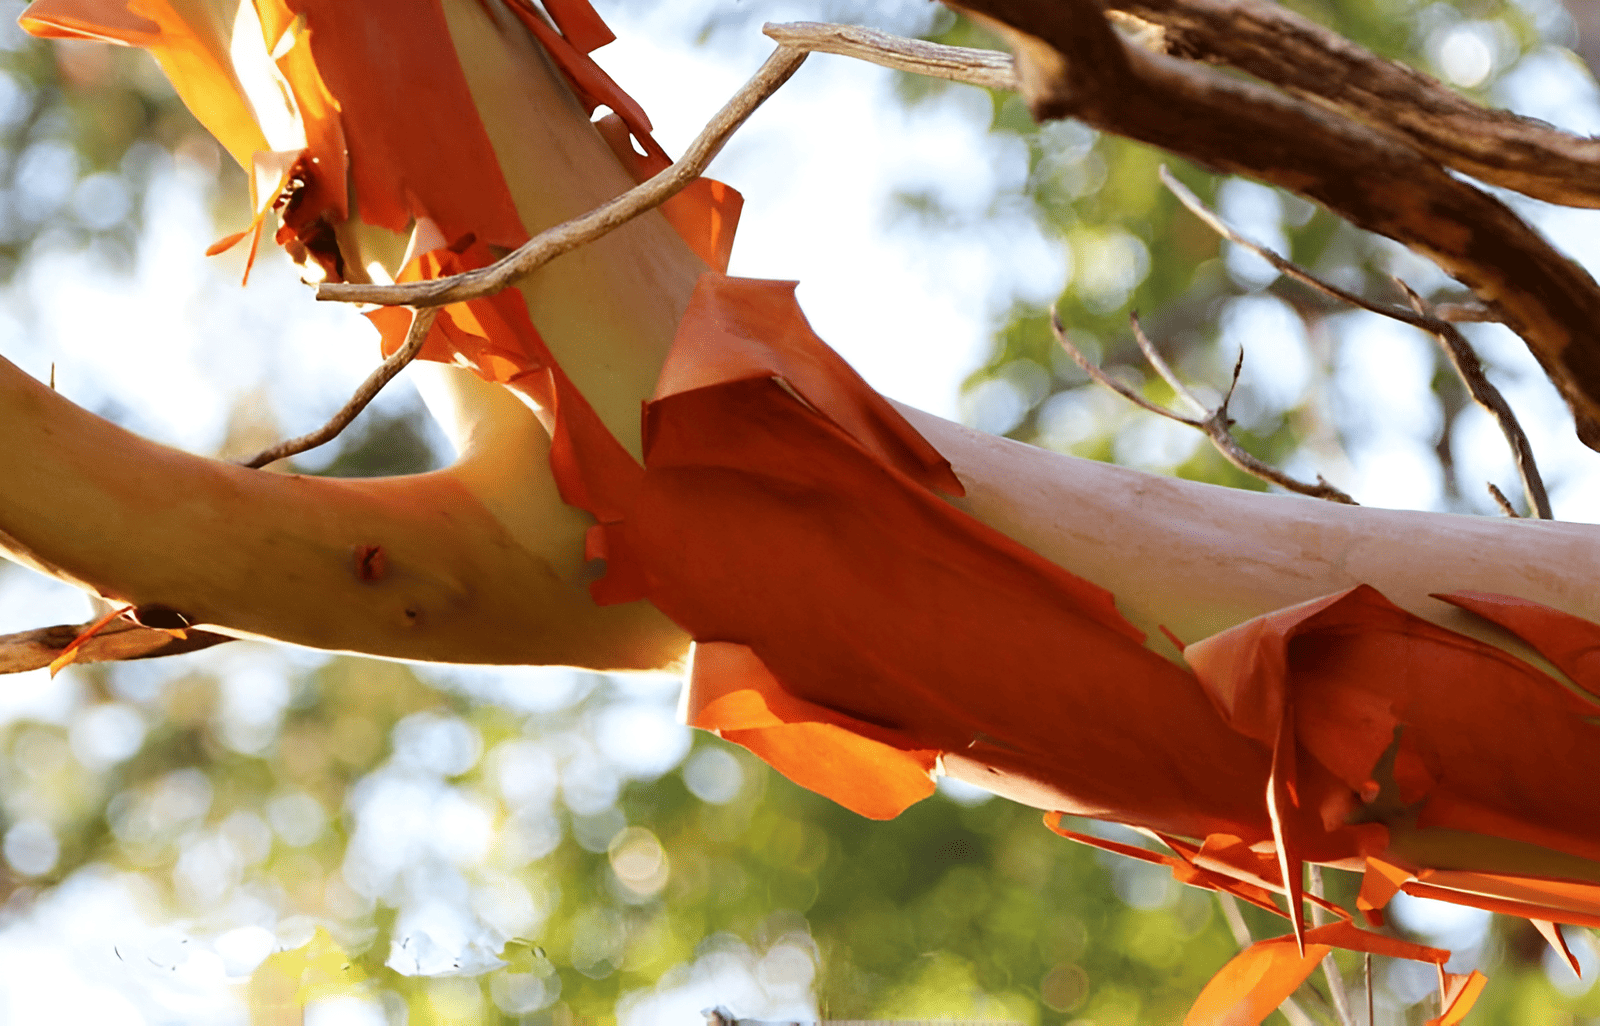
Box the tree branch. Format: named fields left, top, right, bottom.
left=931, top=0, right=1600, bottom=452
left=1107, top=0, right=1600, bottom=209
left=1157, top=167, right=1550, bottom=519
left=1394, top=280, right=1551, bottom=519
left=240, top=308, right=439, bottom=469
left=1309, top=864, right=1357, bottom=1026
left=0, top=617, right=230, bottom=675
left=762, top=21, right=1017, bottom=90
left=316, top=45, right=810, bottom=308
left=1053, top=309, right=1358, bottom=503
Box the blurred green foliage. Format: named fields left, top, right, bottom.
left=0, top=0, right=1597, bottom=1024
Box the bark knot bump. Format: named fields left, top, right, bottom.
left=354, top=544, right=387, bottom=583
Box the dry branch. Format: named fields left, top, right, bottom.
left=1394, top=279, right=1551, bottom=518
left=928, top=0, right=1600, bottom=452
left=0, top=618, right=229, bottom=675
left=1052, top=309, right=1358, bottom=503
left=1158, top=166, right=1551, bottom=518
left=1108, top=0, right=1600, bottom=209
left=762, top=21, right=1017, bottom=89
left=241, top=307, right=439, bottom=468
left=317, top=45, right=810, bottom=308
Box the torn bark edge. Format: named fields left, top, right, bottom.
left=943, top=0, right=1600, bottom=452
left=0, top=618, right=231, bottom=676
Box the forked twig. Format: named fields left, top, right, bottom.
left=316, top=44, right=811, bottom=309
left=1159, top=166, right=1550, bottom=519
left=240, top=307, right=440, bottom=469
left=1053, top=309, right=1357, bottom=503
left=1394, top=279, right=1551, bottom=519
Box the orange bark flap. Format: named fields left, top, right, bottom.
left=1183, top=936, right=1331, bottom=1026
left=591, top=113, right=744, bottom=274
left=21, top=0, right=269, bottom=167
left=540, top=0, right=615, bottom=53
left=1185, top=921, right=1448, bottom=1026
left=1533, top=919, right=1580, bottom=977
left=658, top=274, right=964, bottom=497
left=1435, top=590, right=1600, bottom=702
left=274, top=0, right=525, bottom=246
left=1357, top=855, right=1415, bottom=915
left=686, top=641, right=937, bottom=820
left=1425, top=970, right=1487, bottom=1026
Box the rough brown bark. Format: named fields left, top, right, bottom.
left=949, top=0, right=1600, bottom=451
left=1110, top=0, right=1600, bottom=208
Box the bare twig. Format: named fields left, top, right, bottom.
left=1394, top=279, right=1551, bottom=519
left=1434, top=302, right=1496, bottom=324
left=317, top=45, right=810, bottom=309
left=1365, top=954, right=1374, bottom=1026
left=239, top=308, right=440, bottom=469
left=1052, top=308, right=1357, bottom=503
left=1488, top=482, right=1520, bottom=518
left=762, top=21, right=1017, bottom=90
left=1309, top=865, right=1356, bottom=1026
left=946, top=0, right=1600, bottom=449
left=1159, top=166, right=1549, bottom=518
left=0, top=618, right=230, bottom=675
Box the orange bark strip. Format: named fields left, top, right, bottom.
left=1437, top=589, right=1600, bottom=701
left=1183, top=936, right=1331, bottom=1026
left=47, top=603, right=134, bottom=676
left=1426, top=970, right=1487, bottom=1026
left=280, top=0, right=525, bottom=247
left=21, top=0, right=269, bottom=167
left=1400, top=879, right=1600, bottom=928
left=688, top=641, right=938, bottom=820
left=1185, top=921, right=1449, bottom=1026
left=1533, top=919, right=1580, bottom=977
left=590, top=275, right=1275, bottom=842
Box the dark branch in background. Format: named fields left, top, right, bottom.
left=944, top=0, right=1600, bottom=451
left=1107, top=0, right=1600, bottom=209
left=1157, top=167, right=1551, bottom=518
left=0, top=619, right=229, bottom=675
left=240, top=308, right=440, bottom=469
left=1052, top=308, right=1358, bottom=503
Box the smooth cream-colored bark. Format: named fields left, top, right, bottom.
left=0, top=351, right=686, bottom=669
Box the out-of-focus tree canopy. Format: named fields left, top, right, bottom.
left=1, top=0, right=1599, bottom=1024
